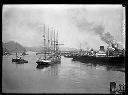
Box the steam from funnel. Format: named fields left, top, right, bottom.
left=92, top=25, right=115, bottom=45
left=92, top=25, right=104, bottom=35
left=68, top=7, right=124, bottom=49
left=101, top=32, right=114, bottom=44
left=69, top=9, right=116, bottom=46
left=92, top=25, right=122, bottom=49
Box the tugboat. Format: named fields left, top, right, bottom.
left=12, top=53, right=28, bottom=63
left=12, top=43, right=28, bottom=63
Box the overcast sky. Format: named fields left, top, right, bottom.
left=2, top=4, right=125, bottom=50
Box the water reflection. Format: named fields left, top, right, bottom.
left=72, top=59, right=125, bottom=72
left=105, top=66, right=125, bottom=72
left=50, top=64, right=60, bottom=76
left=36, top=64, right=50, bottom=70
left=2, top=53, right=125, bottom=93
left=12, top=61, right=25, bottom=69
left=12, top=62, right=26, bottom=64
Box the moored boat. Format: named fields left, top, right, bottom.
left=12, top=43, right=28, bottom=63
left=72, top=45, right=125, bottom=66
left=72, top=55, right=125, bottom=66
left=12, top=58, right=28, bottom=63
left=36, top=58, right=51, bottom=65
left=36, top=24, right=62, bottom=65
left=36, top=24, right=52, bottom=65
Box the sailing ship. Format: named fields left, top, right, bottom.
left=36, top=24, right=62, bottom=65
left=72, top=20, right=125, bottom=66
left=36, top=24, right=52, bottom=65
left=50, top=29, right=61, bottom=64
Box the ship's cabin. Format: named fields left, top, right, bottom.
left=96, top=51, right=106, bottom=57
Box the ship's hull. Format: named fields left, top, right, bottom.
left=36, top=61, right=51, bottom=65
left=36, top=60, right=51, bottom=65
left=12, top=58, right=28, bottom=63
left=36, top=64, right=49, bottom=69
left=22, top=54, right=28, bottom=56
left=72, top=55, right=125, bottom=66
left=36, top=54, right=61, bottom=65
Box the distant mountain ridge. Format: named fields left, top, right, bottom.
left=2, top=41, right=79, bottom=53
left=2, top=41, right=26, bottom=53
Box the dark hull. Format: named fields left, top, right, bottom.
left=12, top=59, right=28, bottom=63
left=72, top=56, right=125, bottom=66
left=36, top=64, right=49, bottom=69
left=36, top=61, right=51, bottom=65
left=22, top=54, right=28, bottom=56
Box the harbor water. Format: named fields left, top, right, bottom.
left=2, top=51, right=125, bottom=93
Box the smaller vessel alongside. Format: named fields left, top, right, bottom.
left=50, top=53, right=61, bottom=64
left=50, top=29, right=62, bottom=64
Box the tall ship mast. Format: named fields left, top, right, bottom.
left=50, top=28, right=53, bottom=54
left=44, top=24, right=46, bottom=60
left=36, top=24, right=51, bottom=65
left=36, top=25, right=62, bottom=65
left=47, top=26, right=50, bottom=56
left=53, top=29, right=56, bottom=54
left=56, top=31, right=58, bottom=53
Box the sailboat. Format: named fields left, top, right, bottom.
left=36, top=24, right=51, bottom=65
left=12, top=42, right=28, bottom=63
left=36, top=25, right=63, bottom=65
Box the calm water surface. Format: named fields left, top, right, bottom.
left=2, top=51, right=125, bottom=93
